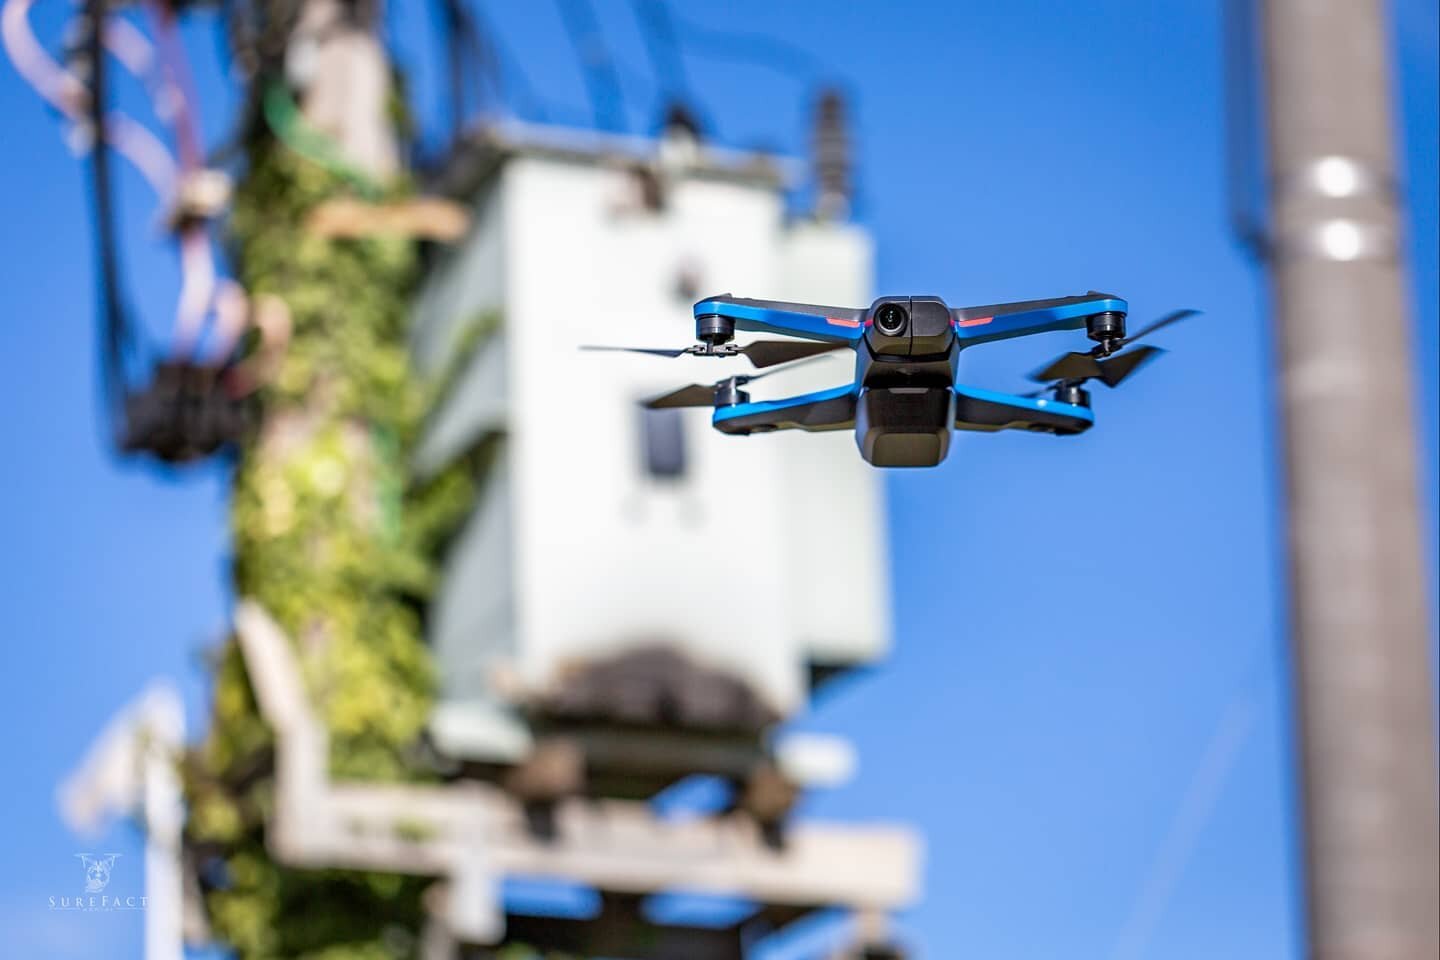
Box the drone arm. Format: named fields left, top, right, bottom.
left=952, top=384, right=1094, bottom=435
left=694, top=296, right=867, bottom=344
left=712, top=384, right=858, bottom=435
left=951, top=293, right=1128, bottom=347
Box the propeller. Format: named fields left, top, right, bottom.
left=581, top=338, right=848, bottom=369
left=643, top=357, right=825, bottom=409
left=1027, top=309, right=1199, bottom=393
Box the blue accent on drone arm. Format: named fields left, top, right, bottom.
left=712, top=383, right=859, bottom=433
left=954, top=296, right=1128, bottom=347
left=693, top=298, right=866, bottom=344
left=952, top=383, right=1094, bottom=433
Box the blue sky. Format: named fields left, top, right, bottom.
left=0, top=0, right=1434, bottom=957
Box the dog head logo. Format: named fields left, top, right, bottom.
left=76, top=854, right=118, bottom=894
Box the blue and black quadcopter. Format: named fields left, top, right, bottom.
left=588, top=292, right=1197, bottom=467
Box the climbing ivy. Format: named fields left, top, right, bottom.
left=185, top=136, right=480, bottom=958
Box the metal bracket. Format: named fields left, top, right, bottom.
left=683, top=342, right=742, bottom=358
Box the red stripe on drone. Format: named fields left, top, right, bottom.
left=956, top=316, right=994, bottom=328
left=827, top=316, right=862, bottom=328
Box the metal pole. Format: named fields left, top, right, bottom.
left=1259, top=2, right=1439, bottom=958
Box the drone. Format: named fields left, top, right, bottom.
left=586, top=292, right=1197, bottom=467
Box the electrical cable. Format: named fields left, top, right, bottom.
left=667, top=13, right=827, bottom=84
left=1105, top=642, right=1275, bottom=960
left=174, top=224, right=217, bottom=352
left=442, top=0, right=468, bottom=137
left=2, top=0, right=175, bottom=194
left=554, top=0, right=627, bottom=132
left=101, top=109, right=176, bottom=192
left=631, top=0, right=687, bottom=102
left=146, top=0, right=222, bottom=356
left=80, top=0, right=142, bottom=428
left=627, top=8, right=849, bottom=149
left=1106, top=694, right=1256, bottom=960
left=468, top=0, right=548, bottom=123
left=421, top=0, right=560, bottom=149
left=1, top=0, right=84, bottom=113
left=93, top=1, right=256, bottom=455
left=6, top=0, right=202, bottom=421
left=433, top=0, right=492, bottom=137
left=101, top=14, right=152, bottom=79
left=147, top=1, right=201, bottom=169
left=4, top=0, right=253, bottom=448
left=207, top=279, right=249, bottom=365
left=1223, top=0, right=1267, bottom=258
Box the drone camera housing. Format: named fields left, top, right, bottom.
left=856, top=386, right=955, bottom=467
left=866, top=296, right=955, bottom=357
left=907, top=297, right=954, bottom=355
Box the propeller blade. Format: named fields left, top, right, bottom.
left=1121, top=308, right=1199, bottom=346
left=641, top=356, right=831, bottom=410
left=1029, top=351, right=1105, bottom=384
left=643, top=383, right=719, bottom=409
left=581, top=345, right=691, bottom=358
left=740, top=340, right=849, bottom=369
left=1096, top=345, right=1165, bottom=388
left=737, top=354, right=833, bottom=381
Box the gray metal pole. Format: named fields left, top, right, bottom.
left=1259, top=2, right=1439, bottom=958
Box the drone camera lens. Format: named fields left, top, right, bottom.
left=875, top=303, right=909, bottom=336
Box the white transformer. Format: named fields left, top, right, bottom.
left=409, top=121, right=889, bottom=776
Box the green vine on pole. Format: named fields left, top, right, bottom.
left=262, top=82, right=386, bottom=200
left=184, top=118, right=481, bottom=957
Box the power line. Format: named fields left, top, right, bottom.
left=80, top=0, right=145, bottom=432
left=433, top=0, right=502, bottom=136
left=425, top=0, right=555, bottom=134
left=468, top=0, right=549, bottom=123
left=437, top=0, right=468, bottom=137
left=631, top=0, right=686, bottom=102
left=667, top=13, right=828, bottom=84
left=1222, top=0, right=1265, bottom=258
left=554, top=0, right=626, bottom=132
left=1107, top=691, right=1257, bottom=960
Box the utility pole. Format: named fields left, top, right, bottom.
left=289, top=0, right=398, bottom=178
left=1259, top=2, right=1439, bottom=958
left=188, top=0, right=447, bottom=955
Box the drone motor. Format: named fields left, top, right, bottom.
left=696, top=312, right=734, bottom=345
left=1052, top=382, right=1091, bottom=407
left=1086, top=310, right=1128, bottom=353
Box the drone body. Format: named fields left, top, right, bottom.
left=588, top=292, right=1196, bottom=467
